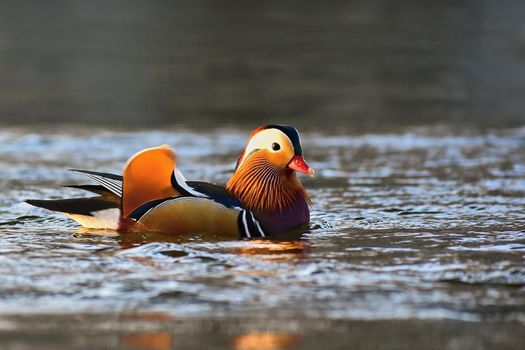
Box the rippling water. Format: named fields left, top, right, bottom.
left=1, top=126, right=525, bottom=349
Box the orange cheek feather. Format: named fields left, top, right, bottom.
left=266, top=149, right=294, bottom=169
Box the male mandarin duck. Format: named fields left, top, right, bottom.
left=26, top=125, right=315, bottom=238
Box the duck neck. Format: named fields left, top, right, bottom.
left=226, top=154, right=310, bottom=217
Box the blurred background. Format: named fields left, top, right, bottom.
left=1, top=0, right=525, bottom=132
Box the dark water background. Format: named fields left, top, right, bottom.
left=1, top=1, right=525, bottom=349
left=1, top=0, right=525, bottom=130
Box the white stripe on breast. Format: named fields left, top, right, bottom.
left=242, top=210, right=251, bottom=238
left=249, top=212, right=265, bottom=237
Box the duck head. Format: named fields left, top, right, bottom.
left=226, top=125, right=314, bottom=214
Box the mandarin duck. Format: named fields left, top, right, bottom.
left=26, top=125, right=315, bottom=238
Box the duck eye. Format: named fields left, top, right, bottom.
left=271, top=142, right=281, bottom=151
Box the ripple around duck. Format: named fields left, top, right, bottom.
left=0, top=127, right=525, bottom=326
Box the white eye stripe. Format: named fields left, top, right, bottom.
left=238, top=129, right=293, bottom=167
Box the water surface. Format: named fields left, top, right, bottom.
left=0, top=126, right=524, bottom=349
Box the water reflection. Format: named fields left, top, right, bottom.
left=233, top=332, right=300, bottom=350
left=121, top=332, right=172, bottom=350
left=231, top=240, right=307, bottom=262
left=115, top=230, right=232, bottom=249
left=116, top=313, right=172, bottom=350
